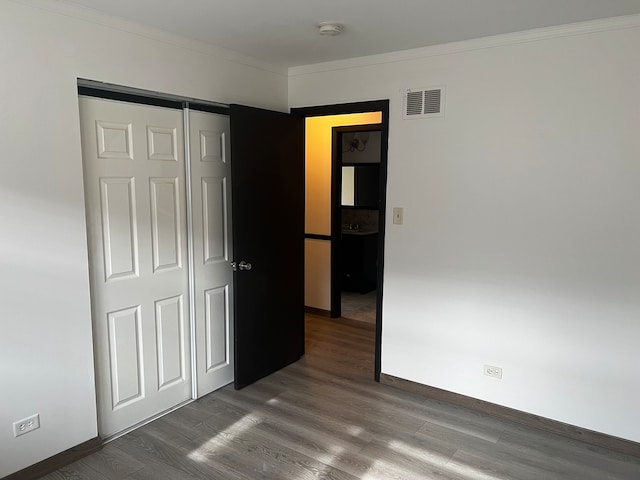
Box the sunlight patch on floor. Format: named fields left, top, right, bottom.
left=389, top=438, right=505, bottom=480
left=359, top=459, right=396, bottom=480
left=315, top=444, right=345, bottom=465
left=187, top=414, right=259, bottom=462
left=388, top=439, right=451, bottom=466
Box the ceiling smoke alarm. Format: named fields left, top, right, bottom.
left=318, top=22, right=344, bottom=36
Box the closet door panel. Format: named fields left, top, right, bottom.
left=80, top=97, right=191, bottom=438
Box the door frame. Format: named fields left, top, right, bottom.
left=292, top=100, right=390, bottom=382
left=331, top=123, right=383, bottom=318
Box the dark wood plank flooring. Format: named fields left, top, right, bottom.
left=42, top=314, right=640, bottom=479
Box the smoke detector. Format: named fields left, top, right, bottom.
left=318, top=22, right=343, bottom=36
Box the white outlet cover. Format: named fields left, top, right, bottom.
left=13, top=413, right=40, bottom=437
left=484, top=364, right=503, bottom=379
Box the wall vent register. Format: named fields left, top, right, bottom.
left=403, top=87, right=445, bottom=119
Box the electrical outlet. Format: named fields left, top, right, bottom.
left=13, top=414, right=40, bottom=437
left=393, top=207, right=403, bottom=225
left=484, top=365, right=503, bottom=379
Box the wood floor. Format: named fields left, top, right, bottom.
left=42, top=314, right=640, bottom=480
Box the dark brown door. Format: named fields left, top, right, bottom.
left=230, top=104, right=304, bottom=389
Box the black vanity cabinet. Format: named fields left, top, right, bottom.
left=341, top=231, right=378, bottom=293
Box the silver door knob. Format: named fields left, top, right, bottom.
left=231, top=261, right=252, bottom=271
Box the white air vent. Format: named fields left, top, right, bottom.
left=402, top=86, right=445, bottom=119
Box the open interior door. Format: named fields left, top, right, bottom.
left=230, top=104, right=304, bottom=389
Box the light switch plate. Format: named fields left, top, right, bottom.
left=393, top=207, right=403, bottom=225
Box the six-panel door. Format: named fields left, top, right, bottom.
left=80, top=98, right=222, bottom=437
left=188, top=110, right=234, bottom=396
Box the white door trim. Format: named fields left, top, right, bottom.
left=183, top=106, right=199, bottom=400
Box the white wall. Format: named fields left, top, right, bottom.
left=0, top=1, right=287, bottom=476
left=290, top=17, right=640, bottom=442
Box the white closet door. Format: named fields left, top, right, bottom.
left=79, top=97, right=191, bottom=438
left=188, top=110, right=234, bottom=396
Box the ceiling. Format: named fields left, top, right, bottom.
left=65, top=0, right=640, bottom=67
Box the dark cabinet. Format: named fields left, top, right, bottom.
left=354, top=164, right=379, bottom=208
left=340, top=232, right=378, bottom=293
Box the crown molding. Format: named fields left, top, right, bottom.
left=10, top=0, right=287, bottom=77
left=289, top=13, right=640, bottom=77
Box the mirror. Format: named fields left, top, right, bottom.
left=341, top=164, right=379, bottom=208
left=339, top=128, right=381, bottom=208
left=342, top=166, right=355, bottom=206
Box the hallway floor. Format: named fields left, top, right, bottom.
left=341, top=290, right=376, bottom=324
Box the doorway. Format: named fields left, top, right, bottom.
left=333, top=124, right=382, bottom=325
left=293, top=100, right=390, bottom=381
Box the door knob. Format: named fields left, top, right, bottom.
left=230, top=260, right=252, bottom=271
